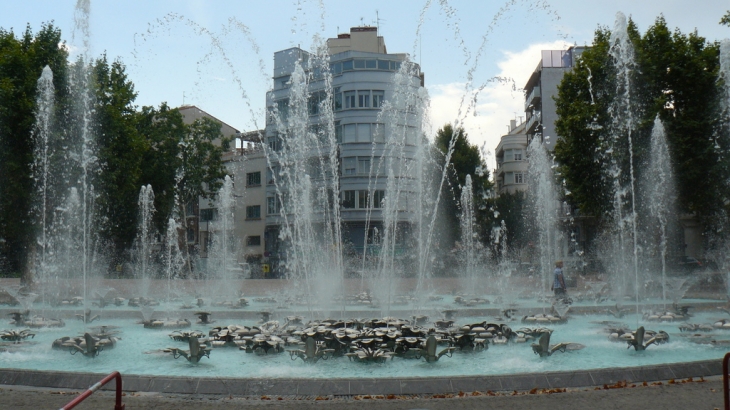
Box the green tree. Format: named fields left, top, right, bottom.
left=0, top=24, right=68, bottom=281
left=554, top=17, right=722, bottom=235
left=93, top=55, right=144, bottom=259
left=434, top=124, right=493, bottom=246
left=136, top=103, right=186, bottom=233
left=721, top=11, right=730, bottom=26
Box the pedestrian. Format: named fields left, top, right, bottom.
left=553, top=260, right=567, bottom=298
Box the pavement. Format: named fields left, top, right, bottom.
left=1, top=376, right=725, bottom=409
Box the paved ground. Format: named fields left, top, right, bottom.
left=1, top=376, right=724, bottom=409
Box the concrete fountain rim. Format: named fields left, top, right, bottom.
left=0, top=359, right=722, bottom=396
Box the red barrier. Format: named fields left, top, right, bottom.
left=724, top=353, right=730, bottom=410
left=59, top=371, right=124, bottom=410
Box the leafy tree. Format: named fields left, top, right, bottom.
left=721, top=11, right=730, bottom=26
left=0, top=24, right=68, bottom=281
left=136, top=103, right=186, bottom=233
left=93, top=55, right=144, bottom=258
left=554, top=17, right=722, bottom=239
left=434, top=124, right=493, bottom=247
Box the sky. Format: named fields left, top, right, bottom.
left=3, top=0, right=730, bottom=169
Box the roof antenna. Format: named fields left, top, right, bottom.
left=376, top=10, right=380, bottom=32
left=182, top=91, right=185, bottom=106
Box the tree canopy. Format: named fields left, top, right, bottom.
left=0, top=24, right=230, bottom=279
left=554, top=16, right=723, bottom=236
left=434, top=124, right=493, bottom=247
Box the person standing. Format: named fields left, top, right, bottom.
left=553, top=260, right=567, bottom=298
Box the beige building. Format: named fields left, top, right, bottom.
left=495, top=119, right=528, bottom=195
left=227, top=132, right=267, bottom=264
left=178, top=106, right=268, bottom=271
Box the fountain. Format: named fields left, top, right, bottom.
left=134, top=185, right=157, bottom=299
left=2, top=3, right=730, bottom=399
left=644, top=117, right=676, bottom=308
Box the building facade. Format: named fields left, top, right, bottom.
left=264, top=26, right=424, bottom=266
left=494, top=119, right=528, bottom=195
left=179, top=106, right=270, bottom=273
left=523, top=47, right=585, bottom=149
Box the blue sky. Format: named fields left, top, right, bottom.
left=3, top=0, right=729, bottom=167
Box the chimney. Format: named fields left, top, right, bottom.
left=510, top=119, right=516, bottom=131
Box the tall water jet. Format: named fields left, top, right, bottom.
left=644, top=116, right=675, bottom=307
left=527, top=137, right=561, bottom=297
left=368, top=59, right=430, bottom=314
left=719, top=39, right=730, bottom=299
left=206, top=175, right=238, bottom=299
left=134, top=185, right=156, bottom=297
left=68, top=0, right=98, bottom=320
left=606, top=12, right=640, bottom=317
left=459, top=175, right=480, bottom=294
left=31, top=66, right=56, bottom=297
left=266, top=52, right=345, bottom=314
left=162, top=218, right=185, bottom=304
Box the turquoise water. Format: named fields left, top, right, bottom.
left=2, top=310, right=728, bottom=379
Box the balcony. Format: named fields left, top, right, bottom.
left=524, top=85, right=541, bottom=112
left=525, top=112, right=541, bottom=135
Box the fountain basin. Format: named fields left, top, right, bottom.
left=0, top=359, right=721, bottom=396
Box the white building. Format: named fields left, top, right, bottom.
left=264, top=26, right=424, bottom=267
left=494, top=119, right=528, bottom=195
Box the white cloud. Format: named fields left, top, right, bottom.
left=426, top=40, right=569, bottom=172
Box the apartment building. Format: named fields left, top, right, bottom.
left=264, top=26, right=424, bottom=265
left=494, top=119, right=528, bottom=195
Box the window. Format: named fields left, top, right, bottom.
left=266, top=166, right=280, bottom=185
left=343, top=191, right=356, bottom=209
left=246, top=172, right=261, bottom=187
left=267, top=196, right=280, bottom=214
left=357, top=123, right=371, bottom=142
left=377, top=60, right=389, bottom=70
left=267, top=136, right=282, bottom=152
left=358, top=190, right=367, bottom=209
left=335, top=121, right=342, bottom=143
left=358, top=158, right=370, bottom=174
left=246, top=236, right=261, bottom=246
left=343, top=124, right=357, bottom=143
left=334, top=87, right=342, bottom=111
left=505, top=172, right=514, bottom=184
left=276, top=99, right=289, bottom=121
left=406, top=126, right=417, bottom=145
left=372, top=91, right=384, bottom=108
left=308, top=90, right=326, bottom=116
left=187, top=227, right=196, bottom=242
left=331, top=62, right=342, bottom=75
left=344, top=91, right=356, bottom=109
left=342, top=157, right=356, bottom=175
left=373, top=123, right=384, bottom=143
left=373, top=190, right=385, bottom=208
left=342, top=60, right=353, bottom=71
left=514, top=150, right=523, bottom=161
left=246, top=205, right=261, bottom=219
left=358, top=90, right=370, bottom=108
left=200, top=208, right=217, bottom=222
left=515, top=173, right=524, bottom=184
left=354, top=59, right=366, bottom=69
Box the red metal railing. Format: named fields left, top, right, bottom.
left=59, top=370, right=124, bottom=410
left=722, top=353, right=730, bottom=410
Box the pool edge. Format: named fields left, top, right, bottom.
left=0, top=359, right=722, bottom=396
